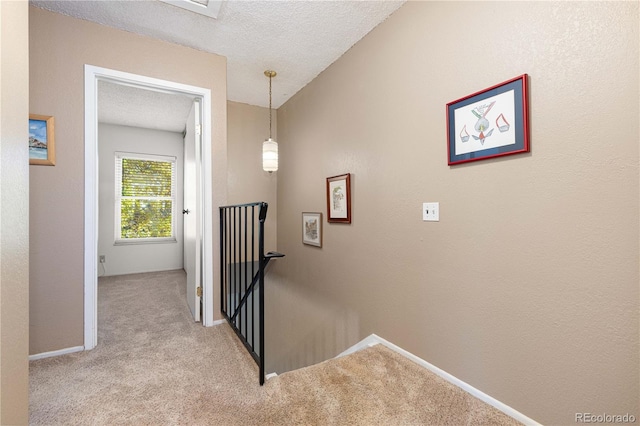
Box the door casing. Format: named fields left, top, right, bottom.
left=84, top=65, right=214, bottom=350
left=184, top=100, right=202, bottom=322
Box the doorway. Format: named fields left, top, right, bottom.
left=84, top=65, right=214, bottom=351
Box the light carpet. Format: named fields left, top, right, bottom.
left=29, top=270, right=521, bottom=425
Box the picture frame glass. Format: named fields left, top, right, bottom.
left=329, top=180, right=348, bottom=219
left=29, top=119, right=49, bottom=161
left=453, top=89, right=516, bottom=155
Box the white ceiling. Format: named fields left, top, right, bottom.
left=32, top=0, right=405, bottom=133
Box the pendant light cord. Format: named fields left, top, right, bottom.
left=264, top=70, right=276, bottom=139
left=269, top=74, right=272, bottom=139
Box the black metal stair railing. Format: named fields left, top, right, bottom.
left=219, top=201, right=283, bottom=385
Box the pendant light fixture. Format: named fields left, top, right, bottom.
left=263, top=70, right=278, bottom=173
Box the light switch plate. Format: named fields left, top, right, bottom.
left=423, top=202, right=439, bottom=221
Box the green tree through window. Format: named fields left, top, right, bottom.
left=116, top=153, right=176, bottom=241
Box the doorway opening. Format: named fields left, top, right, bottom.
left=84, top=65, right=214, bottom=351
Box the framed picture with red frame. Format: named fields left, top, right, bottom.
left=447, top=74, right=529, bottom=166
left=326, top=173, right=351, bottom=223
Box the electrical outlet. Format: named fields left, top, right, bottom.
left=423, top=202, right=439, bottom=222
left=99, top=255, right=106, bottom=263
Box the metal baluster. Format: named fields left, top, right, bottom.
left=258, top=202, right=267, bottom=386
left=220, top=208, right=225, bottom=314
left=251, top=205, right=255, bottom=350
left=232, top=207, right=236, bottom=324
left=228, top=207, right=231, bottom=319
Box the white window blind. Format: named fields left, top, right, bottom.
left=115, top=152, right=177, bottom=244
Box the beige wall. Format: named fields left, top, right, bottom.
left=269, top=1, right=639, bottom=424
left=0, top=0, right=30, bottom=423
left=29, top=6, right=228, bottom=354
left=227, top=101, right=277, bottom=251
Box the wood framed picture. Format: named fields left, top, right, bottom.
left=446, top=74, right=529, bottom=166
left=29, top=114, right=56, bottom=166
left=302, top=212, right=322, bottom=247
left=326, top=173, right=351, bottom=223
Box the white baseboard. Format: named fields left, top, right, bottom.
left=265, top=372, right=278, bottom=380
left=339, top=334, right=541, bottom=426
left=337, top=334, right=381, bottom=357
left=29, top=346, right=84, bottom=361
left=212, top=319, right=226, bottom=326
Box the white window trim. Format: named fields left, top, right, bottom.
left=114, top=151, right=177, bottom=245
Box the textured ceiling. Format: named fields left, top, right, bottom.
left=31, top=0, right=405, bottom=109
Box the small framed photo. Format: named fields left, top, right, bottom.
left=447, top=74, right=529, bottom=166
left=302, top=212, right=322, bottom=247
left=29, top=114, right=56, bottom=166
left=326, top=173, right=351, bottom=223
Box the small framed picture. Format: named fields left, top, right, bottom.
left=29, top=114, right=56, bottom=166
left=302, top=212, right=322, bottom=247
left=326, top=173, right=351, bottom=223
left=446, top=74, right=529, bottom=166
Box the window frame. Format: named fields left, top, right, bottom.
left=114, top=151, right=177, bottom=245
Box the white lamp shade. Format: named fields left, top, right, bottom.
left=263, top=138, right=278, bottom=172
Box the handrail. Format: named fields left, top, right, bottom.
left=219, top=201, right=283, bottom=385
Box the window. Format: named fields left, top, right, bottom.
left=115, top=152, right=177, bottom=244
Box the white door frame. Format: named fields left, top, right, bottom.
left=84, top=65, right=214, bottom=350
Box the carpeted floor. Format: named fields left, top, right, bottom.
left=29, top=270, right=521, bottom=425
left=262, top=345, right=522, bottom=426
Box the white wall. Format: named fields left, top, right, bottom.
left=98, top=123, right=184, bottom=276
